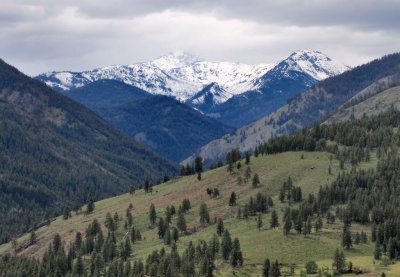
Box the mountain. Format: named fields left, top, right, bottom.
left=66, top=80, right=234, bottom=162
left=36, top=50, right=348, bottom=126
left=325, top=74, right=400, bottom=123
left=0, top=59, right=177, bottom=244
left=195, top=50, right=349, bottom=127
left=183, top=52, right=400, bottom=164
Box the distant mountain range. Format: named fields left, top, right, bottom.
left=67, top=80, right=234, bottom=162
left=0, top=59, right=177, bottom=243
left=183, top=52, right=400, bottom=164
left=36, top=50, right=349, bottom=127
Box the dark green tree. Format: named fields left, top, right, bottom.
left=199, top=203, right=210, bottom=225
left=263, top=258, right=270, bottom=277
left=217, top=219, right=224, bottom=236
left=149, top=203, right=157, bottom=225
left=229, top=192, right=237, bottom=206
left=270, top=210, right=279, bottom=228
left=221, top=230, right=233, bottom=261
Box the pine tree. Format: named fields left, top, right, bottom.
left=172, top=228, right=179, bottom=242
left=314, top=216, right=323, bottom=233
left=283, top=213, right=292, bottom=236
left=306, top=217, right=312, bottom=235
left=279, top=188, right=285, bottom=203
left=221, top=230, right=233, bottom=261
left=75, top=232, right=83, bottom=251
left=86, top=198, right=95, bottom=214
left=342, top=225, right=353, bottom=249
left=177, top=210, right=187, bottom=233
left=164, top=228, right=172, bottom=245
left=229, top=192, right=237, bottom=206
left=227, top=162, right=234, bottom=173
left=374, top=239, right=382, bottom=260
left=217, top=219, right=224, bottom=236
left=149, top=203, right=157, bottom=225
left=158, top=217, right=166, bottom=238
left=122, top=238, right=131, bottom=260
left=388, top=237, right=396, bottom=260
left=354, top=232, right=361, bottom=244
left=245, top=152, right=250, bottom=165
left=199, top=203, right=210, bottom=225
left=332, top=248, right=345, bottom=273
left=252, top=174, right=260, bottom=188
left=195, top=156, right=203, bottom=173
left=230, top=238, right=243, bottom=267
left=270, top=210, right=279, bottom=228
left=263, top=258, right=270, bottom=277
left=271, top=260, right=281, bottom=277
left=74, top=254, right=84, bottom=276
left=105, top=212, right=115, bottom=232
left=257, top=214, right=263, bottom=230
left=244, top=166, right=252, bottom=182
left=29, top=230, right=37, bottom=245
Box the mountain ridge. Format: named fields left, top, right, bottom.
left=183, top=52, right=400, bottom=164
left=0, top=58, right=177, bottom=243
left=66, top=79, right=234, bottom=162
left=36, top=50, right=348, bottom=113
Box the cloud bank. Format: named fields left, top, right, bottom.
left=1, top=0, right=398, bottom=75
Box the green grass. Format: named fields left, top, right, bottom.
left=0, top=150, right=395, bottom=276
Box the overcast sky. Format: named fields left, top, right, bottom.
left=1, top=0, right=399, bottom=75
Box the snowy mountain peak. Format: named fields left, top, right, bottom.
left=36, top=50, right=348, bottom=107
left=152, top=51, right=202, bottom=70
left=282, top=50, right=350, bottom=80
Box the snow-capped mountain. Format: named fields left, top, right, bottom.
left=36, top=50, right=349, bottom=127
left=37, top=51, right=273, bottom=101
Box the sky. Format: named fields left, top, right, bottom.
left=1, top=0, right=399, bottom=76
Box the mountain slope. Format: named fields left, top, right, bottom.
left=36, top=51, right=348, bottom=127
left=0, top=59, right=177, bottom=244
left=325, top=74, right=400, bottom=123
left=184, top=52, right=400, bottom=164
left=66, top=80, right=234, bottom=162
left=197, top=50, right=345, bottom=127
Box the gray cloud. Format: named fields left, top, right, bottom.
left=0, top=0, right=398, bottom=75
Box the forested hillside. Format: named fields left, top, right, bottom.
left=0, top=60, right=177, bottom=244
left=3, top=108, right=400, bottom=276
left=184, top=52, right=400, bottom=164
left=66, top=80, right=234, bottom=162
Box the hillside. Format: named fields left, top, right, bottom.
left=0, top=59, right=177, bottom=244
left=4, top=109, right=400, bottom=276
left=184, top=52, right=400, bottom=164
left=0, top=151, right=358, bottom=274
left=66, top=80, right=234, bottom=162
left=325, top=74, right=400, bottom=123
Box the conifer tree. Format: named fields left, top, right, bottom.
left=230, top=238, right=243, bottom=267
left=229, top=192, right=237, bottom=206
left=221, top=230, right=232, bottom=261
left=257, top=214, right=263, bottom=230
left=263, top=258, right=270, bottom=277
left=270, top=210, right=279, bottom=228
left=342, top=225, right=353, bottom=249
left=149, top=203, right=157, bottom=225
left=217, top=219, right=224, bottom=236
left=199, top=203, right=210, bottom=225
left=177, top=210, right=187, bottom=233
left=333, top=248, right=345, bottom=273
left=252, top=173, right=260, bottom=188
